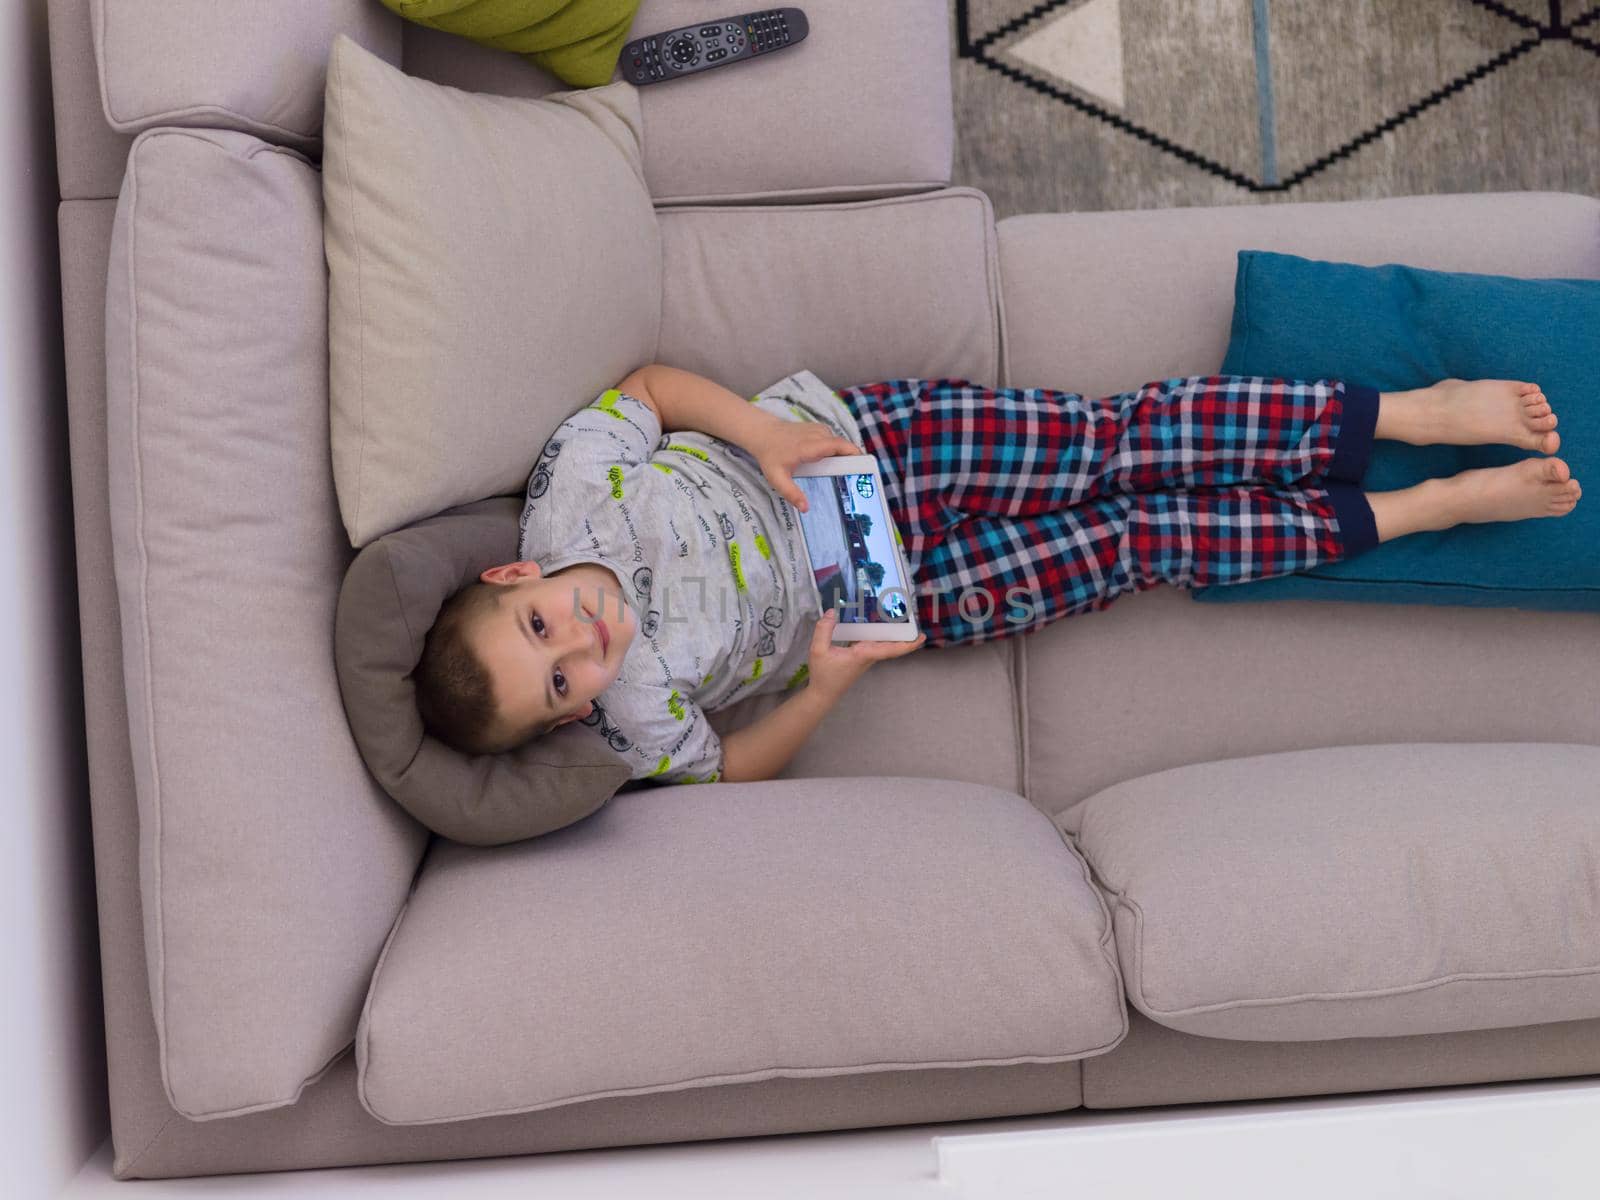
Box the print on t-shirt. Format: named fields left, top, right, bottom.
left=518, top=369, right=865, bottom=784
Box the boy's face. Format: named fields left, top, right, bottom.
left=471, top=560, right=637, bottom=741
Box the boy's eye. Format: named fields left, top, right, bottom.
left=530, top=610, right=566, bottom=698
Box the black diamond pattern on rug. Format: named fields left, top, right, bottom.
left=956, top=0, right=1600, bottom=194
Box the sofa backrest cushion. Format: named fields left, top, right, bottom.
left=105, top=126, right=430, bottom=1121
left=321, top=34, right=661, bottom=549
left=90, top=0, right=401, bottom=148
left=59, top=0, right=956, bottom=204
left=396, top=0, right=956, bottom=206
left=334, top=496, right=632, bottom=848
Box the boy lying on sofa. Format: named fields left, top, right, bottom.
left=413, top=364, right=1579, bottom=784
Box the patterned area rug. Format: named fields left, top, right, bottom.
left=950, top=0, right=1600, bottom=218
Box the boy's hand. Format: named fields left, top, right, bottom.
left=804, top=609, right=928, bottom=701
left=748, top=416, right=865, bottom=512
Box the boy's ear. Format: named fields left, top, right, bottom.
left=480, top=559, right=543, bottom=586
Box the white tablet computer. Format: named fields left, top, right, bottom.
left=791, top=455, right=921, bottom=642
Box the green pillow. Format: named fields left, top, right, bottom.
left=381, top=0, right=643, bottom=87
left=1189, top=251, right=1598, bottom=611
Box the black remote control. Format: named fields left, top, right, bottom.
left=621, top=8, right=809, bottom=86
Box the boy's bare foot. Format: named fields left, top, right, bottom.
left=1442, top=456, right=1581, bottom=527
left=1425, top=379, right=1560, bottom=454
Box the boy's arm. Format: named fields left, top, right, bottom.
left=628, top=363, right=785, bottom=454
left=718, top=684, right=839, bottom=784
left=715, top=598, right=929, bottom=784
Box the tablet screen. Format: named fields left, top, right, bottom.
left=795, top=470, right=913, bottom=624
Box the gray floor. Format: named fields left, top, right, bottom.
left=951, top=0, right=1600, bottom=219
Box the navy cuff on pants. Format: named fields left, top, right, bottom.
left=1322, top=479, right=1378, bottom=559
left=1326, top=382, right=1379, bottom=485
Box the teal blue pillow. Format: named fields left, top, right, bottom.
left=1189, top=251, right=1599, bottom=610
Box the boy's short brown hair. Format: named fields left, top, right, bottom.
left=414, top=580, right=558, bottom=756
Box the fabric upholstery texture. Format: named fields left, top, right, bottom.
left=1062, top=742, right=1600, bottom=1041
left=90, top=0, right=401, bottom=147
left=357, top=777, right=1127, bottom=1124
left=103, top=127, right=429, bottom=1120
left=705, top=625, right=1023, bottom=793
left=654, top=188, right=1003, bottom=397
left=998, top=193, right=1600, bottom=400
left=396, top=0, right=955, bottom=206
left=1084, top=1009, right=1600, bottom=1109
left=321, top=33, right=661, bottom=549
left=47, top=0, right=134, bottom=198
left=334, top=496, right=632, bottom=847
left=53, top=0, right=956, bottom=205
left=1190, top=250, right=1600, bottom=609
left=378, top=0, right=641, bottom=87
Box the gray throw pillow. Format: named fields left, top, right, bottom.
left=334, top=496, right=632, bottom=846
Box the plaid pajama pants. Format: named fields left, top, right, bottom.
left=835, top=375, right=1381, bottom=647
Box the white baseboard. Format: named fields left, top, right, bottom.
left=936, top=1076, right=1600, bottom=1200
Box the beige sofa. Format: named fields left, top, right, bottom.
left=49, top=0, right=1600, bottom=1181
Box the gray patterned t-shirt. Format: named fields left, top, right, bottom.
left=517, top=369, right=867, bottom=784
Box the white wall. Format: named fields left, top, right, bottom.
left=0, top=0, right=110, bottom=1197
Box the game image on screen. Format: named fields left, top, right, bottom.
left=795, top=472, right=912, bottom=623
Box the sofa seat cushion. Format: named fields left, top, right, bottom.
left=653, top=186, right=1003, bottom=403
left=357, top=777, right=1127, bottom=1125
left=1060, top=742, right=1600, bottom=1042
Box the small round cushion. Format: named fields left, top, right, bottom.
left=334, top=495, right=631, bottom=846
